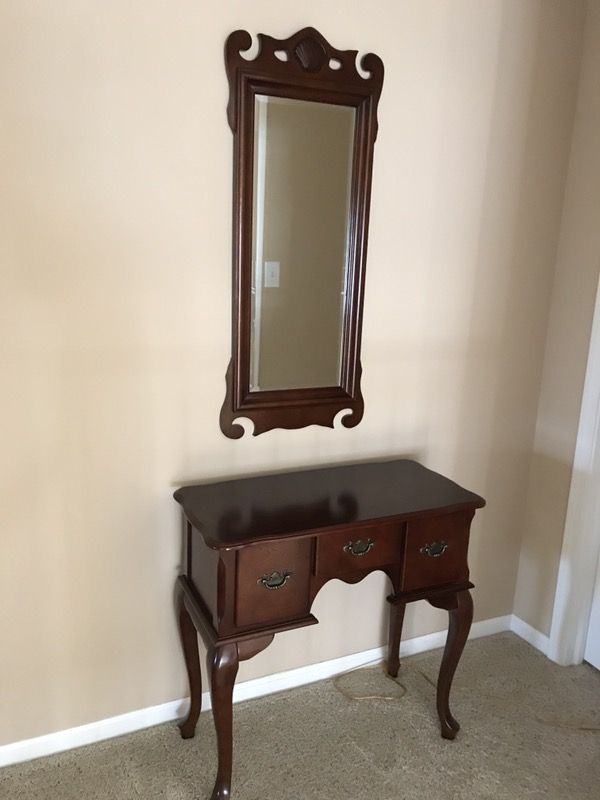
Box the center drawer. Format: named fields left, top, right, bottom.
left=314, top=521, right=404, bottom=578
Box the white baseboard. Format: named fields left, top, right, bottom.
left=0, top=612, right=513, bottom=769
left=0, top=698, right=186, bottom=769
left=510, top=614, right=550, bottom=655
left=219, top=612, right=512, bottom=710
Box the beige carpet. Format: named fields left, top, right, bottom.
left=1, top=633, right=599, bottom=799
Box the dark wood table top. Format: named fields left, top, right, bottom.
left=174, top=459, right=485, bottom=548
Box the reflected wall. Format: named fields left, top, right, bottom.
left=251, top=97, right=355, bottom=391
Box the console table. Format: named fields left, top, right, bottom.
left=174, top=459, right=485, bottom=800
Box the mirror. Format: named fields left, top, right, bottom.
left=220, top=27, right=384, bottom=438
left=250, top=96, right=356, bottom=392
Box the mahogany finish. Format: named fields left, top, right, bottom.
left=314, top=519, right=402, bottom=578
left=174, top=459, right=483, bottom=547
left=174, top=459, right=485, bottom=800
left=429, top=589, right=474, bottom=739
left=220, top=27, right=384, bottom=437
left=387, top=597, right=406, bottom=679
left=177, top=597, right=202, bottom=740
left=402, top=512, right=472, bottom=592
left=235, top=538, right=312, bottom=627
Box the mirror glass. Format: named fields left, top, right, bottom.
left=250, top=95, right=356, bottom=392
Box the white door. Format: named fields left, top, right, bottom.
left=583, top=391, right=600, bottom=670
left=584, top=554, right=600, bottom=669
left=548, top=276, right=600, bottom=666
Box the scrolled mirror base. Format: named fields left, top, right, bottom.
left=220, top=361, right=364, bottom=438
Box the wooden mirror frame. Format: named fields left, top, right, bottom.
left=220, top=27, right=384, bottom=438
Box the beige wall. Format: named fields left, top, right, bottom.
left=0, top=0, right=586, bottom=746
left=514, top=0, right=600, bottom=635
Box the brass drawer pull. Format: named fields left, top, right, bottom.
left=420, top=541, right=448, bottom=558
left=258, top=570, right=293, bottom=590
left=343, top=538, right=375, bottom=557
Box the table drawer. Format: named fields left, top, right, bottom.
left=235, top=538, right=312, bottom=628
left=314, top=521, right=404, bottom=578
left=401, top=512, right=471, bottom=592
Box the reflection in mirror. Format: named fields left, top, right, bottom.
left=250, top=96, right=355, bottom=392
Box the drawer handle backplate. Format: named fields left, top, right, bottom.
left=343, top=538, right=375, bottom=557
left=420, top=541, right=448, bottom=558
left=258, top=570, right=293, bottom=590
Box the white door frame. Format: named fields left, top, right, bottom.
left=548, top=271, right=600, bottom=665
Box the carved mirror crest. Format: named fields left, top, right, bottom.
left=220, top=27, right=384, bottom=438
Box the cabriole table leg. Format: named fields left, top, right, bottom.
left=207, top=642, right=239, bottom=800
left=386, top=596, right=406, bottom=678
left=177, top=594, right=202, bottom=739
left=429, top=588, right=473, bottom=739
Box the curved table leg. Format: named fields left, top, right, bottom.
left=178, top=596, right=203, bottom=739
left=386, top=597, right=406, bottom=678
left=429, top=588, right=473, bottom=739
left=208, top=642, right=239, bottom=800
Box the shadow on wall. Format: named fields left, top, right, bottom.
left=449, top=1, right=583, bottom=620
left=513, top=452, right=573, bottom=630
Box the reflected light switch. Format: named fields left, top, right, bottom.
left=264, top=261, right=280, bottom=288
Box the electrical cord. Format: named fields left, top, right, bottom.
left=332, top=662, right=408, bottom=702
